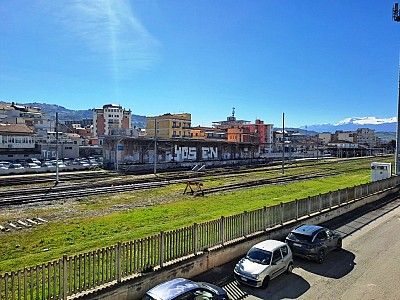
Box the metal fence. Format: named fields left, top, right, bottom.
left=1, top=176, right=399, bottom=300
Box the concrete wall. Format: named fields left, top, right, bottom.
left=74, top=184, right=399, bottom=300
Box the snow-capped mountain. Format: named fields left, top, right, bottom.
left=302, top=117, right=397, bottom=133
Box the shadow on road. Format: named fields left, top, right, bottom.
left=294, top=249, right=356, bottom=279
left=192, top=260, right=310, bottom=300
left=227, top=272, right=310, bottom=300
left=320, top=194, right=400, bottom=238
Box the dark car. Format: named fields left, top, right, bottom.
left=142, top=278, right=229, bottom=300
left=285, top=224, right=342, bottom=264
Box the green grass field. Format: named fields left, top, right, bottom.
left=0, top=156, right=393, bottom=273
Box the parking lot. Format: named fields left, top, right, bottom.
left=192, top=197, right=400, bottom=300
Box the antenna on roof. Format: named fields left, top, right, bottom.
left=232, top=107, right=235, bottom=117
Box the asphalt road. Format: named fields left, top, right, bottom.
left=192, top=196, right=400, bottom=300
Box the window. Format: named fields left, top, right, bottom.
left=193, top=289, right=213, bottom=300
left=316, top=231, right=327, bottom=240
left=175, top=292, right=193, bottom=300
left=281, top=245, right=289, bottom=257
left=272, top=249, right=282, bottom=264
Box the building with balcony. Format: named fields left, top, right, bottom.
left=356, top=128, right=377, bottom=147
left=244, top=119, right=274, bottom=153
left=190, top=126, right=226, bottom=140
left=146, top=113, right=192, bottom=139
left=0, top=102, right=51, bottom=131
left=0, top=123, right=38, bottom=160
left=335, top=130, right=356, bottom=143
left=92, top=104, right=132, bottom=137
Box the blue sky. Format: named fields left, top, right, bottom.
left=1, top=0, right=399, bottom=128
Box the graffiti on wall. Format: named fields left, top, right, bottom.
left=174, top=145, right=218, bottom=161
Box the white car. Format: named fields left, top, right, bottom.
left=27, top=163, right=40, bottom=169
left=9, top=163, right=24, bottom=169
left=234, top=239, right=293, bottom=288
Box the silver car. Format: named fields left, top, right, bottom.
left=234, top=239, right=293, bottom=288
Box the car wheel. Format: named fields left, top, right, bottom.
left=317, top=249, right=325, bottom=264
left=286, top=262, right=294, bottom=274
left=261, top=276, right=270, bottom=289
left=335, top=239, right=342, bottom=251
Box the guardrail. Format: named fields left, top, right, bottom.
left=1, top=176, right=399, bottom=300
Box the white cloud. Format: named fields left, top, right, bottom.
left=51, top=0, right=160, bottom=72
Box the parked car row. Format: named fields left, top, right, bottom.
left=234, top=224, right=342, bottom=289
left=0, top=157, right=103, bottom=171
left=141, top=225, right=342, bottom=299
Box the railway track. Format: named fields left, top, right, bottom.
left=0, top=169, right=340, bottom=208
left=0, top=171, right=113, bottom=187
left=0, top=156, right=370, bottom=187
left=0, top=156, right=380, bottom=208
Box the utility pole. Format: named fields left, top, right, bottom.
left=55, top=112, right=59, bottom=184
left=154, top=119, right=157, bottom=175
left=282, top=112, right=285, bottom=174
left=393, top=3, right=400, bottom=174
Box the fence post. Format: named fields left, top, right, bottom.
left=329, top=192, right=332, bottom=209
left=263, top=206, right=268, bottom=230
left=193, top=223, right=198, bottom=255
left=295, top=200, right=298, bottom=220
left=220, top=216, right=225, bottom=245
left=280, top=203, right=284, bottom=225
left=63, top=255, right=68, bottom=300
left=159, top=232, right=165, bottom=268
left=243, top=211, right=248, bottom=237
left=117, top=242, right=121, bottom=283
left=308, top=196, right=311, bottom=215
left=338, top=189, right=341, bottom=206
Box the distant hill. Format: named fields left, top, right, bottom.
left=0, top=101, right=147, bottom=129
left=376, top=132, right=396, bottom=143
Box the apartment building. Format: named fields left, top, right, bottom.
left=146, top=113, right=192, bottom=139
left=0, top=123, right=38, bottom=160
left=356, top=128, right=377, bottom=147
left=190, top=126, right=226, bottom=140
left=244, top=119, right=274, bottom=152
left=335, top=131, right=356, bottom=143
left=92, top=104, right=132, bottom=137
left=317, top=133, right=332, bottom=144
left=0, top=102, right=51, bottom=131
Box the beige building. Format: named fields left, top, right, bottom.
left=336, top=131, right=356, bottom=143
left=356, top=128, right=377, bottom=147
left=317, top=133, right=332, bottom=144
left=146, top=113, right=191, bottom=139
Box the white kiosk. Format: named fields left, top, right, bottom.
left=371, top=162, right=392, bottom=182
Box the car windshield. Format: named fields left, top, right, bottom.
left=288, top=232, right=313, bottom=243
left=246, top=248, right=272, bottom=265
